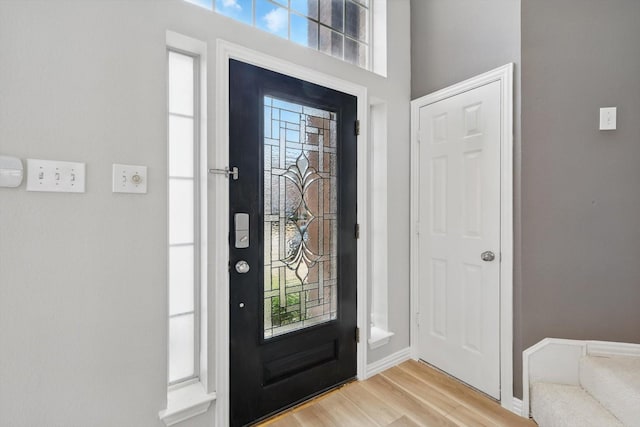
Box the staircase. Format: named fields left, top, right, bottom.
left=523, top=339, right=640, bottom=427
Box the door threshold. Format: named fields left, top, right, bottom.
left=253, top=378, right=356, bottom=426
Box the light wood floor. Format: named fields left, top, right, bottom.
left=258, top=360, right=537, bottom=427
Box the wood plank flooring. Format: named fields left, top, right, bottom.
left=258, top=360, right=536, bottom=427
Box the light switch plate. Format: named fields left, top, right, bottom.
left=26, top=159, right=86, bottom=193
left=599, top=107, right=617, bottom=130
left=112, top=164, right=147, bottom=194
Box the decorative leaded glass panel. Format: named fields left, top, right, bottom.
left=263, top=95, right=338, bottom=339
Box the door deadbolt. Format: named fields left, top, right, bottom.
left=235, top=260, right=250, bottom=274
left=481, top=251, right=496, bottom=262
left=234, top=213, right=250, bottom=248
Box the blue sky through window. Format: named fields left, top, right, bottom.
left=215, top=0, right=252, bottom=25
left=185, top=0, right=369, bottom=69
left=291, top=0, right=318, bottom=20
left=186, top=0, right=213, bottom=9
left=290, top=13, right=316, bottom=48
left=256, top=0, right=288, bottom=39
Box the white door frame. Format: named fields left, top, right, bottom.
left=214, top=40, right=369, bottom=427
left=409, top=64, right=515, bottom=412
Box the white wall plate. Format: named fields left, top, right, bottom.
left=26, top=159, right=86, bottom=193
left=112, top=164, right=147, bottom=194
left=599, top=107, right=617, bottom=130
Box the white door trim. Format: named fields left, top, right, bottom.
left=214, top=39, right=369, bottom=427
left=409, top=64, right=514, bottom=413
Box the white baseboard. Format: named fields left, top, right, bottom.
left=512, top=397, right=523, bottom=417
left=364, top=347, right=412, bottom=379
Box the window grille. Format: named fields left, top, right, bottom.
left=167, top=49, right=201, bottom=385
left=187, top=0, right=371, bottom=69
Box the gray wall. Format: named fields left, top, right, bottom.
left=410, top=0, right=523, bottom=396
left=410, top=0, right=521, bottom=96
left=520, top=0, right=640, bottom=396
left=411, top=0, right=640, bottom=399
left=0, top=1, right=411, bottom=425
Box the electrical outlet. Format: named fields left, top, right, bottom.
left=112, top=164, right=147, bottom=194
left=26, top=159, right=86, bottom=193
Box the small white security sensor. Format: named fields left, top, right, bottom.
left=0, top=155, right=24, bottom=187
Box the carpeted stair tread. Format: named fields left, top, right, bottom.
left=531, top=382, right=623, bottom=427
left=580, top=355, right=640, bottom=427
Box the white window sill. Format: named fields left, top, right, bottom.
left=368, top=326, right=394, bottom=350
left=158, top=382, right=216, bottom=426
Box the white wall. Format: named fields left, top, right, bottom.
left=0, top=1, right=411, bottom=425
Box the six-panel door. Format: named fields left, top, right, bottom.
left=418, top=81, right=502, bottom=399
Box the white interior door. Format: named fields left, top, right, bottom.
left=417, top=80, right=501, bottom=399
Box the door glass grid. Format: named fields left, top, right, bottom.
left=263, top=96, right=338, bottom=339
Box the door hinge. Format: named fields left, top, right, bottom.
left=355, top=327, right=360, bottom=343
left=416, top=129, right=421, bottom=144
left=415, top=222, right=420, bottom=236
left=355, top=223, right=360, bottom=239
left=416, top=312, right=420, bottom=328
left=355, top=120, right=360, bottom=136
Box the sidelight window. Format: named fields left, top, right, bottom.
left=160, top=33, right=214, bottom=427
left=167, top=49, right=200, bottom=385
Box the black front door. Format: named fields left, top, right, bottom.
left=228, top=59, right=358, bottom=426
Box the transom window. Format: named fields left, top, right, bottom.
left=186, top=0, right=370, bottom=69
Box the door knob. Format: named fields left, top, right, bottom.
left=481, top=251, right=495, bottom=262
left=235, top=260, right=250, bottom=273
